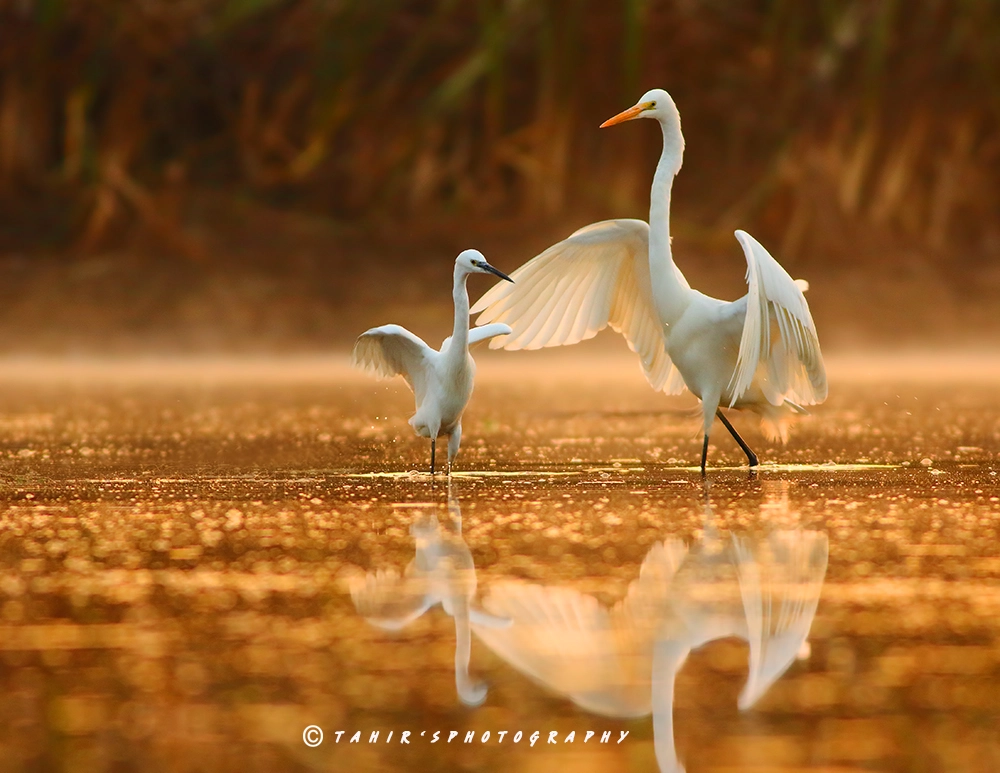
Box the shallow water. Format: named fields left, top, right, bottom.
left=0, top=354, right=998, bottom=772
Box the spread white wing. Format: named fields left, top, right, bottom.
left=733, top=530, right=829, bottom=709
left=348, top=568, right=434, bottom=631
left=729, top=231, right=827, bottom=407
left=473, top=539, right=688, bottom=718
left=477, top=582, right=651, bottom=716
left=437, top=323, right=511, bottom=354
left=471, top=219, right=685, bottom=394
left=351, top=324, right=435, bottom=398
left=468, top=322, right=512, bottom=346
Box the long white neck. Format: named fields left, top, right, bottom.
left=450, top=265, right=471, bottom=354
left=648, top=119, right=691, bottom=328
left=651, top=638, right=692, bottom=773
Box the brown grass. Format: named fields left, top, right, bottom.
left=0, top=1, right=997, bottom=271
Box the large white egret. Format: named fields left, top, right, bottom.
left=352, top=249, right=513, bottom=474
left=472, top=89, right=827, bottom=472
left=474, top=520, right=828, bottom=773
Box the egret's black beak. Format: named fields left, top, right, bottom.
left=484, top=263, right=514, bottom=283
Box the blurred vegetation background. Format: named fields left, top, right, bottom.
left=0, top=0, right=998, bottom=351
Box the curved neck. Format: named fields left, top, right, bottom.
left=450, top=266, right=471, bottom=352
left=651, top=637, right=691, bottom=773
left=648, top=121, right=690, bottom=328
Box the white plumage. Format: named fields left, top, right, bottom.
left=348, top=498, right=511, bottom=706
left=476, top=219, right=687, bottom=394
left=473, top=523, right=828, bottom=773
left=473, top=89, right=827, bottom=471
left=352, top=249, right=513, bottom=474
left=472, top=538, right=688, bottom=719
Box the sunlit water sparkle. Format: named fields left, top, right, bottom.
left=0, top=354, right=997, bottom=772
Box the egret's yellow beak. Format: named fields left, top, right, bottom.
left=600, top=101, right=654, bottom=128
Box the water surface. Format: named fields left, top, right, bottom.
left=0, top=354, right=998, bottom=772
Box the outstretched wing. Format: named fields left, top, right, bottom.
left=733, top=531, right=829, bottom=709
left=348, top=568, right=434, bottom=631
left=440, top=324, right=512, bottom=353
left=471, top=219, right=685, bottom=394
left=351, top=324, right=435, bottom=397
left=467, top=322, right=512, bottom=347
left=475, top=581, right=652, bottom=717
left=473, top=539, right=688, bottom=718
left=728, top=231, right=827, bottom=407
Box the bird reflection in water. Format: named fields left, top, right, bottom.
left=347, top=491, right=511, bottom=706
left=474, top=498, right=829, bottom=773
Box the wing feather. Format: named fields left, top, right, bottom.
left=348, top=568, right=434, bottom=631
left=474, top=539, right=687, bottom=718
left=351, top=324, right=435, bottom=398
left=537, top=268, right=590, bottom=347
left=509, top=268, right=577, bottom=349
left=729, top=231, right=827, bottom=407
left=468, top=323, right=512, bottom=346
left=560, top=262, right=607, bottom=346
left=733, top=531, right=829, bottom=709
left=472, top=219, right=684, bottom=395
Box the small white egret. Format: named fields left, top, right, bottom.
left=473, top=89, right=827, bottom=473
left=352, top=249, right=513, bottom=474
left=348, top=494, right=511, bottom=706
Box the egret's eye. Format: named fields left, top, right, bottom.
left=650, top=101, right=657, bottom=108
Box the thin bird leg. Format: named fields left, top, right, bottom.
left=446, top=425, right=462, bottom=477
left=700, top=434, right=710, bottom=477
left=715, top=410, right=759, bottom=468
left=430, top=439, right=436, bottom=475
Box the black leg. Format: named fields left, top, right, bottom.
left=716, top=410, right=759, bottom=468
left=430, top=439, right=436, bottom=475
left=700, top=433, right=709, bottom=476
